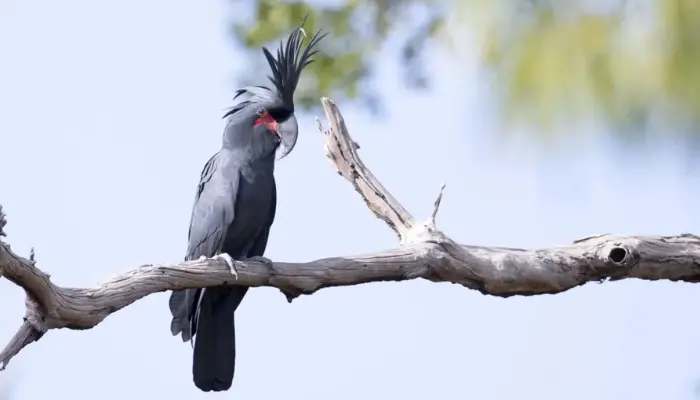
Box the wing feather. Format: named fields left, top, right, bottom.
left=169, top=152, right=240, bottom=341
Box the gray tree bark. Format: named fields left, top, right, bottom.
left=1, top=98, right=699, bottom=371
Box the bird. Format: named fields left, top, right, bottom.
left=168, top=18, right=326, bottom=392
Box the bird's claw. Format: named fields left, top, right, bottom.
left=244, top=256, right=274, bottom=270
left=215, top=253, right=237, bottom=279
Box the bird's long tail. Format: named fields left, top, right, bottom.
left=192, top=286, right=248, bottom=392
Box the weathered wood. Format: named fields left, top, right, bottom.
left=1, top=98, right=699, bottom=371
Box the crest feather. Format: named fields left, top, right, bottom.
left=223, top=16, right=326, bottom=119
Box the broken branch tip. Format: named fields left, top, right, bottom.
left=430, top=183, right=447, bottom=220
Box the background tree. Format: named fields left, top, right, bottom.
left=229, top=0, right=447, bottom=112
left=3, top=1, right=700, bottom=398
left=233, top=0, right=700, bottom=146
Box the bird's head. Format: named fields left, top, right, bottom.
left=222, top=17, right=326, bottom=160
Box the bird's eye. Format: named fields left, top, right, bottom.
left=256, top=108, right=266, bottom=117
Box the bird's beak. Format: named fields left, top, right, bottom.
left=275, top=114, right=298, bottom=160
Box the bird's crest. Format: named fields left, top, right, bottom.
left=224, top=16, right=326, bottom=118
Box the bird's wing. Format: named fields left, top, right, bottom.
left=169, top=152, right=240, bottom=340
left=185, top=153, right=238, bottom=260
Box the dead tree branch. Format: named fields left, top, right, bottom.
left=1, top=98, right=700, bottom=370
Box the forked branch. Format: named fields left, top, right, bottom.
left=1, top=98, right=700, bottom=371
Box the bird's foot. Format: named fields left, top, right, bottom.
left=243, top=256, right=274, bottom=270
left=215, top=253, right=237, bottom=279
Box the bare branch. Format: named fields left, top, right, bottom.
left=0, top=206, right=4, bottom=280
left=429, top=183, right=446, bottom=222
left=1, top=97, right=700, bottom=371
left=0, top=321, right=43, bottom=371
left=319, top=97, right=415, bottom=239
left=0, top=205, right=6, bottom=238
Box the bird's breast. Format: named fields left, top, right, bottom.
left=222, top=164, right=275, bottom=257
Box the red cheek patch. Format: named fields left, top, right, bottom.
left=254, top=114, right=278, bottom=133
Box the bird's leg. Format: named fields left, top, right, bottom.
left=243, top=256, right=274, bottom=270
left=241, top=256, right=299, bottom=303
left=215, top=253, right=237, bottom=279
left=240, top=257, right=296, bottom=302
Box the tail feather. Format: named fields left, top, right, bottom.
left=169, top=290, right=187, bottom=336
left=192, top=286, right=248, bottom=392
left=169, top=289, right=198, bottom=341
left=168, top=290, right=186, bottom=316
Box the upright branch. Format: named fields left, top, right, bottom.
left=0, top=206, right=6, bottom=238
left=318, top=99, right=415, bottom=239
left=2, top=98, right=700, bottom=372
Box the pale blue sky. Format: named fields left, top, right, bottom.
left=2, top=1, right=700, bottom=399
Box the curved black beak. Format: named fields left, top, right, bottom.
left=275, top=114, right=299, bottom=160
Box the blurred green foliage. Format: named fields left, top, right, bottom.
left=459, top=0, right=700, bottom=136
left=231, top=0, right=700, bottom=139
left=229, top=0, right=446, bottom=112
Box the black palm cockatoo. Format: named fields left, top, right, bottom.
left=168, top=19, right=325, bottom=392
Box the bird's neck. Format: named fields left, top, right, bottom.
left=247, top=154, right=276, bottom=174
left=220, top=148, right=276, bottom=173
